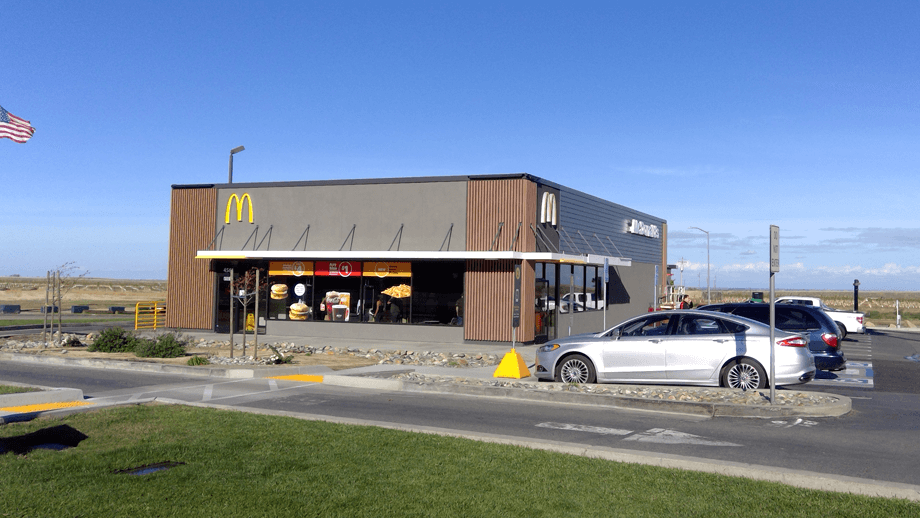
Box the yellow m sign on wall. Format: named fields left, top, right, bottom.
left=225, top=193, right=254, bottom=224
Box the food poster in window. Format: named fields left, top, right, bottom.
left=268, top=261, right=314, bottom=320
left=315, top=261, right=362, bottom=321
left=363, top=262, right=411, bottom=323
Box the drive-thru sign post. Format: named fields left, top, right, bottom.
left=769, top=225, right=780, bottom=404
left=494, top=263, right=530, bottom=379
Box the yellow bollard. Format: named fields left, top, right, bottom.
left=493, top=348, right=531, bottom=379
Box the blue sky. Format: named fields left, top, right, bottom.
left=3, top=1, right=918, bottom=290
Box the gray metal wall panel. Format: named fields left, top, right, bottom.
left=213, top=181, right=468, bottom=252
left=556, top=186, right=665, bottom=264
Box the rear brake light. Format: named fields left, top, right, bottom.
left=777, top=337, right=807, bottom=347
left=857, top=316, right=864, bottom=324
left=821, top=333, right=838, bottom=348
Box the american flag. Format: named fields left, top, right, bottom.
left=0, top=105, right=35, bottom=143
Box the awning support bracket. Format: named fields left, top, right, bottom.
left=489, top=222, right=504, bottom=251
left=439, top=223, right=454, bottom=251
left=558, top=226, right=581, bottom=254
left=509, top=222, right=522, bottom=251
left=530, top=224, right=559, bottom=253
left=340, top=224, right=356, bottom=251
left=388, top=224, right=404, bottom=251
left=256, top=225, right=273, bottom=250
left=576, top=230, right=596, bottom=254
left=605, top=236, right=624, bottom=258
left=241, top=225, right=260, bottom=251
left=292, top=225, right=310, bottom=251
left=205, top=225, right=226, bottom=251
left=594, top=233, right=613, bottom=256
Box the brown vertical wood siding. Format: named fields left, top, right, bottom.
left=465, top=179, right=537, bottom=342
left=166, top=187, right=217, bottom=330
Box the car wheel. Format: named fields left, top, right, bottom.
left=722, top=358, right=766, bottom=390
left=835, top=322, right=847, bottom=340
left=555, top=354, right=596, bottom=384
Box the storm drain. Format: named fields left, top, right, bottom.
left=114, top=461, right=185, bottom=476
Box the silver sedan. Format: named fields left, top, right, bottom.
left=534, top=310, right=816, bottom=390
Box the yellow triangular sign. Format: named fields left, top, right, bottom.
left=493, top=349, right=531, bottom=379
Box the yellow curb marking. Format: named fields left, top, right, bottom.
left=268, top=374, right=324, bottom=383
left=1, top=401, right=94, bottom=413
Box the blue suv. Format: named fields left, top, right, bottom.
left=699, top=303, right=846, bottom=371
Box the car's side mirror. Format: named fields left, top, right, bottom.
left=609, top=328, right=621, bottom=340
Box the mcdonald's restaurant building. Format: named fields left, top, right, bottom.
left=166, top=174, right=668, bottom=344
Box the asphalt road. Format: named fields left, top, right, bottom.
left=2, top=329, right=919, bottom=489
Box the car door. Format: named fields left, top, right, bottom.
left=665, top=315, right=747, bottom=382
left=599, top=313, right=671, bottom=381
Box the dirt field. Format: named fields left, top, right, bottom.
left=0, top=277, right=166, bottom=311
left=4, top=276, right=918, bottom=327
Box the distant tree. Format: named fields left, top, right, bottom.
left=230, top=267, right=267, bottom=358
left=44, top=262, right=89, bottom=345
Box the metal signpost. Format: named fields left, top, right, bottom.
left=603, top=258, right=609, bottom=330
left=511, top=264, right=522, bottom=348
left=769, top=225, right=780, bottom=404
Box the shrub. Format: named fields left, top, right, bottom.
left=87, top=327, right=138, bottom=353
left=135, top=332, right=187, bottom=358
left=187, top=356, right=210, bottom=366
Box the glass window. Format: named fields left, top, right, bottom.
left=776, top=308, right=807, bottom=331
left=676, top=315, right=740, bottom=335
left=267, top=261, right=316, bottom=321
left=362, top=262, right=413, bottom=324
left=408, top=261, right=464, bottom=325
left=268, top=277, right=315, bottom=321
left=621, top=314, right=673, bottom=337
left=314, top=261, right=362, bottom=321
left=586, top=266, right=598, bottom=310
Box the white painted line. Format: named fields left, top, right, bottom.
left=202, top=385, right=213, bottom=402
left=536, top=423, right=741, bottom=447
left=536, top=422, right=632, bottom=436
left=268, top=379, right=278, bottom=391
left=768, top=418, right=817, bottom=428
left=623, top=428, right=741, bottom=447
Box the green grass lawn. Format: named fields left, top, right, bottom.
left=0, top=385, right=40, bottom=395
left=0, top=405, right=916, bottom=517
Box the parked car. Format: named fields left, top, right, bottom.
left=774, top=296, right=865, bottom=339
left=534, top=310, right=816, bottom=390
left=699, top=303, right=847, bottom=371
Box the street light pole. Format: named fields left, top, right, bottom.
left=228, top=145, right=245, bottom=183
left=689, top=227, right=710, bottom=304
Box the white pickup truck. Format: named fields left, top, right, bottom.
left=552, top=292, right=605, bottom=313
left=774, top=296, right=866, bottom=338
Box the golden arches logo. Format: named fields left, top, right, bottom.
left=225, top=193, right=254, bottom=224
left=540, top=192, right=557, bottom=226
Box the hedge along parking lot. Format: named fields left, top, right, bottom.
left=1, top=405, right=917, bottom=517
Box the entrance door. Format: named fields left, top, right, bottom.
left=534, top=278, right=549, bottom=342
left=535, top=262, right=557, bottom=342
left=214, top=269, right=241, bottom=333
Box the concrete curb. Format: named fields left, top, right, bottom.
left=0, top=385, right=84, bottom=408
left=395, top=379, right=851, bottom=418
